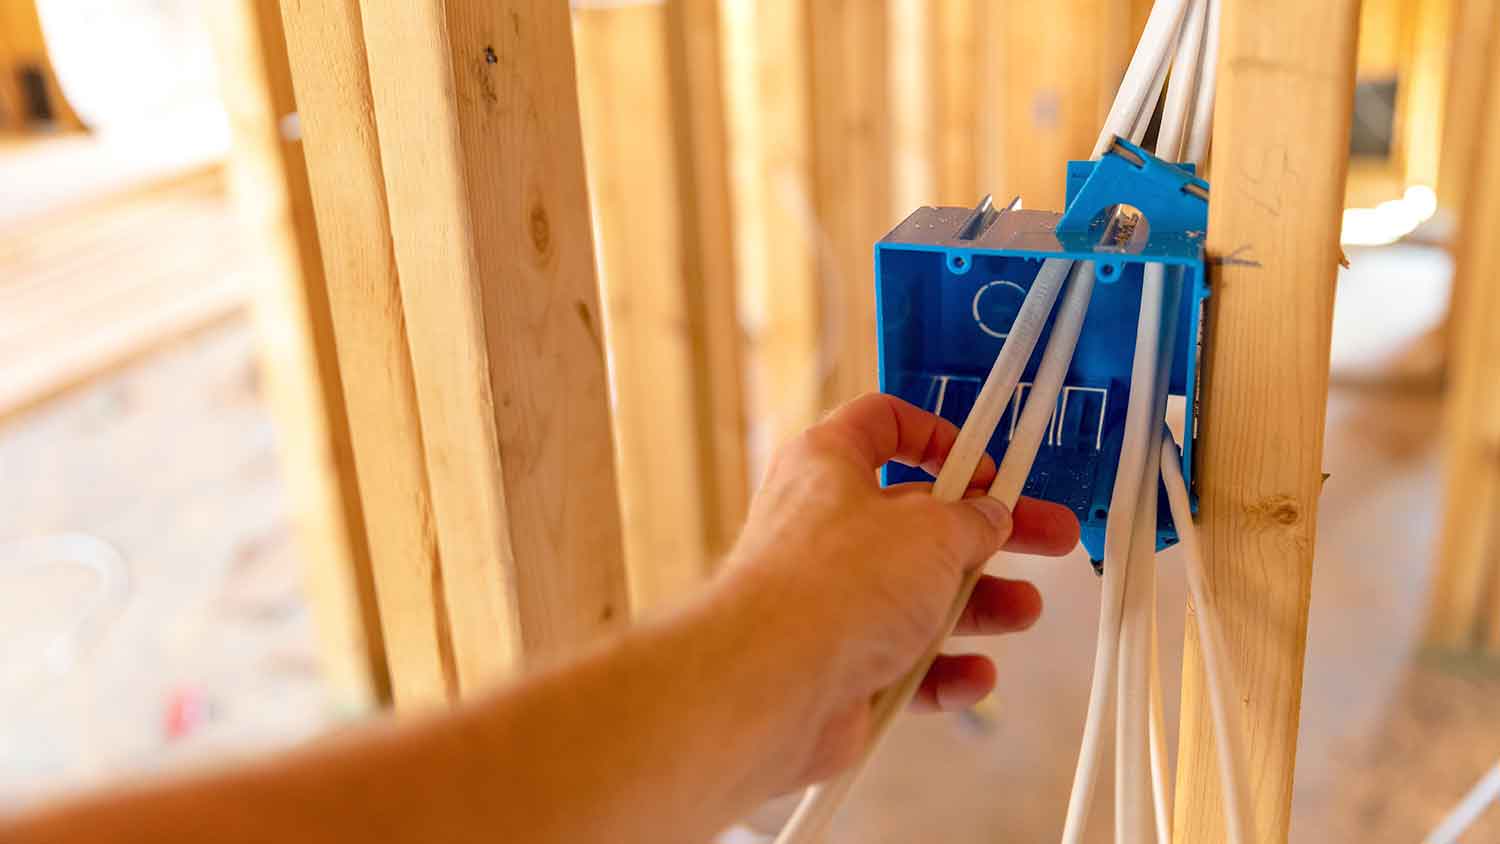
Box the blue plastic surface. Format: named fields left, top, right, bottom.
left=874, top=139, right=1209, bottom=563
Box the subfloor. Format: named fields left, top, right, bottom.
left=3, top=247, right=1498, bottom=840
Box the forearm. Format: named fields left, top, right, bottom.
left=1, top=570, right=827, bottom=844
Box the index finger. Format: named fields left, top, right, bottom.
left=814, top=393, right=997, bottom=488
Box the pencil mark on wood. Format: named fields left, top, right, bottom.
left=1211, top=245, right=1262, bottom=268
left=576, top=301, right=603, bottom=357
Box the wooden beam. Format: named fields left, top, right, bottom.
left=808, top=0, right=891, bottom=408
left=1436, top=0, right=1497, bottom=211
left=991, top=0, right=1127, bottom=213
left=0, top=0, right=84, bottom=132
left=721, top=0, right=821, bottom=456
left=207, top=0, right=390, bottom=710
left=572, top=4, right=712, bottom=611
left=1396, top=0, right=1452, bottom=191
left=662, top=0, right=752, bottom=561
left=357, top=0, right=630, bottom=688
left=1425, top=24, right=1500, bottom=653
left=1172, top=2, right=1360, bottom=841
left=276, top=0, right=458, bottom=707
left=929, top=0, right=978, bottom=206
left=887, top=0, right=935, bottom=211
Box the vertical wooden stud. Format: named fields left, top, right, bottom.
left=662, top=0, right=752, bottom=562
left=1172, top=2, right=1360, bottom=841
left=808, top=0, right=892, bottom=408
left=573, top=4, right=713, bottom=611
left=207, top=0, right=390, bottom=709
left=929, top=0, right=979, bottom=206
left=1436, top=0, right=1497, bottom=211
left=721, top=0, right=821, bottom=458
left=276, top=0, right=457, bottom=707
left=357, top=0, right=630, bottom=689
left=887, top=0, right=935, bottom=212
left=1395, top=0, right=1452, bottom=192
left=1425, top=29, right=1500, bottom=652
left=993, top=0, right=1126, bottom=212
left=0, top=0, right=84, bottom=131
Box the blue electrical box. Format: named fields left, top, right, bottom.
left=875, top=138, right=1210, bottom=563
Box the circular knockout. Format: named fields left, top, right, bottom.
left=971, top=280, right=1028, bottom=340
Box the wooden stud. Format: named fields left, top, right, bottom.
left=1436, top=0, right=1497, bottom=211
left=721, top=0, right=822, bottom=457
left=0, top=0, right=84, bottom=132
left=1425, top=26, right=1500, bottom=653
left=573, top=4, right=712, bottom=611
left=929, top=0, right=978, bottom=206
left=276, top=0, right=458, bottom=707
left=992, top=0, right=1127, bottom=213
left=662, top=0, right=752, bottom=561
left=207, top=0, right=390, bottom=709
left=1172, top=2, right=1360, bottom=841
left=807, top=0, right=892, bottom=408
left=357, top=0, right=630, bottom=688
left=887, top=0, right=935, bottom=212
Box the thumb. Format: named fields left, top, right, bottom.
left=939, top=495, right=1013, bottom=571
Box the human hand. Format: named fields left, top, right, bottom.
left=718, top=393, right=1079, bottom=789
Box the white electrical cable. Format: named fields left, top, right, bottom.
left=989, top=263, right=1094, bottom=504
left=1423, top=760, right=1500, bottom=844
left=1058, top=1, right=1195, bottom=838
left=1161, top=433, right=1255, bottom=844
left=1185, top=0, right=1222, bottom=166
left=1156, top=0, right=1209, bottom=161
left=1117, top=267, right=1182, bottom=843
left=1148, top=592, right=1174, bottom=844
left=1092, top=0, right=1192, bottom=159
left=1130, top=53, right=1172, bottom=147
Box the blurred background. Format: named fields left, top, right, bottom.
left=1, top=0, right=1496, bottom=841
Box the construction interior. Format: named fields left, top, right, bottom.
left=2, top=0, right=1499, bottom=841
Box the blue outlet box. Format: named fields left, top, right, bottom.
left=874, top=138, right=1210, bottom=563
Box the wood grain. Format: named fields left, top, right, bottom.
left=357, top=0, right=629, bottom=688
left=1172, top=1, right=1360, bottom=840
left=0, top=0, right=84, bottom=132
left=662, top=0, right=752, bottom=561
left=992, top=0, right=1126, bottom=212
left=721, top=0, right=821, bottom=455
left=1425, top=26, right=1500, bottom=652
left=277, top=0, right=458, bottom=707
left=808, top=0, right=891, bottom=408
left=573, top=5, right=711, bottom=612
left=208, top=0, right=390, bottom=709
left=931, top=0, right=979, bottom=206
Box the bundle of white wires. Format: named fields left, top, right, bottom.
left=774, top=2, right=1251, bottom=842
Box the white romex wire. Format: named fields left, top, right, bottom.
left=1056, top=6, right=1194, bottom=844
left=1161, top=434, right=1255, bottom=844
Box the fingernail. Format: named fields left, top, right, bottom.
left=967, top=497, right=1012, bottom=538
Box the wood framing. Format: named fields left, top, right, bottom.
left=0, top=0, right=84, bottom=132
left=1436, top=0, right=1497, bottom=211
left=276, top=0, right=456, bottom=707
left=661, top=0, right=752, bottom=562
left=721, top=0, right=822, bottom=454
left=355, top=0, right=629, bottom=689
left=208, top=0, right=389, bottom=709
left=929, top=0, right=979, bottom=206
left=1173, top=1, right=1360, bottom=841
left=807, top=0, right=891, bottom=408
left=1424, top=22, right=1500, bottom=653
left=574, top=5, right=702, bottom=611
left=986, top=0, right=1132, bottom=212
